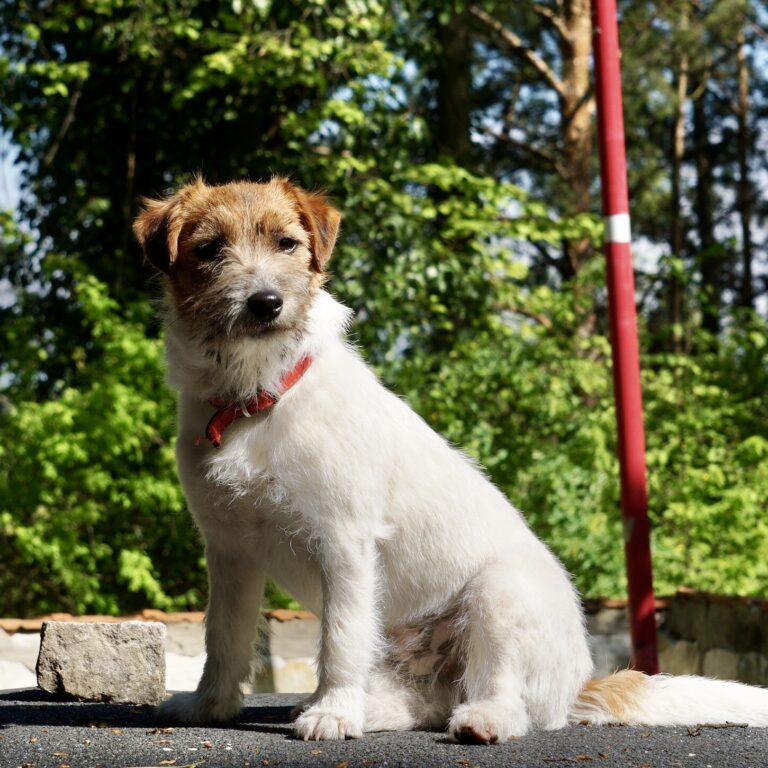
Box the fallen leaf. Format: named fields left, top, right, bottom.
left=29, top=736, right=39, bottom=743
left=310, top=749, right=322, bottom=755
left=336, top=763, right=349, bottom=768
left=159, top=760, right=177, bottom=765
left=111, top=728, right=123, bottom=735
left=82, top=738, right=91, bottom=746
left=576, top=757, right=593, bottom=762
left=201, top=740, right=213, bottom=748
left=147, top=727, right=175, bottom=734
left=597, top=753, right=608, bottom=760
left=51, top=753, right=68, bottom=758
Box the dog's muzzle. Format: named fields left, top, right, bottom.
left=247, top=290, right=283, bottom=323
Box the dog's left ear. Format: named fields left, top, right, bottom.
left=133, top=193, right=185, bottom=275
left=282, top=182, right=342, bottom=272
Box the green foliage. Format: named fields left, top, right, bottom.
left=0, top=259, right=205, bottom=614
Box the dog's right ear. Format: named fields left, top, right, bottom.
left=133, top=194, right=185, bottom=275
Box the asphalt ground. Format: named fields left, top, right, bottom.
left=2, top=689, right=767, bottom=768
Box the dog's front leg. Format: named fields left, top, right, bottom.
left=158, top=541, right=266, bottom=724
left=294, top=531, right=378, bottom=740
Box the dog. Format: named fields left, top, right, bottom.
left=133, top=177, right=768, bottom=742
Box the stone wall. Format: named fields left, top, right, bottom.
left=586, top=590, right=768, bottom=685
left=660, top=590, right=768, bottom=684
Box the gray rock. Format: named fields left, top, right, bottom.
left=36, top=621, right=166, bottom=705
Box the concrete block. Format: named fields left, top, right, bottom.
left=586, top=607, right=629, bottom=636
left=659, top=639, right=701, bottom=676
left=37, top=621, right=166, bottom=705
left=165, top=651, right=205, bottom=692
left=271, top=656, right=317, bottom=693
left=0, top=659, right=37, bottom=690
left=253, top=616, right=319, bottom=693
left=0, top=629, right=40, bottom=669
left=588, top=632, right=632, bottom=677
left=737, top=652, right=768, bottom=686
left=733, top=602, right=766, bottom=652
left=666, top=596, right=707, bottom=642
left=702, top=648, right=740, bottom=681
left=164, top=621, right=205, bottom=656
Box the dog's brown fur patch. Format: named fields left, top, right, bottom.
left=577, top=670, right=649, bottom=721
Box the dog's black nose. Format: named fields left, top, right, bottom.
left=247, top=291, right=283, bottom=322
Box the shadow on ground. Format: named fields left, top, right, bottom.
left=0, top=688, right=296, bottom=733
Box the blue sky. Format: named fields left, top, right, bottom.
left=0, top=133, right=22, bottom=211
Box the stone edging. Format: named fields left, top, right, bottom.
left=0, top=608, right=316, bottom=634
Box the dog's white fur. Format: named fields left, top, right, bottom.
left=138, top=180, right=768, bottom=742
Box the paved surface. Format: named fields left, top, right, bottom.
left=2, top=689, right=768, bottom=768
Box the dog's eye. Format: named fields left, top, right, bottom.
left=195, top=239, right=225, bottom=261
left=278, top=237, right=298, bottom=253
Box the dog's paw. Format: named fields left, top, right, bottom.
left=294, top=706, right=364, bottom=740
left=157, top=691, right=242, bottom=725
left=448, top=701, right=529, bottom=744
left=293, top=688, right=365, bottom=740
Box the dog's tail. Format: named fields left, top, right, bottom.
left=570, top=669, right=768, bottom=727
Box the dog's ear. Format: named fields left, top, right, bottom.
left=282, top=182, right=341, bottom=272
left=133, top=193, right=186, bottom=275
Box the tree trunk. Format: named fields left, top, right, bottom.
left=560, top=0, right=594, bottom=276
left=468, top=1, right=595, bottom=278
left=668, top=1, right=689, bottom=353
left=736, top=27, right=753, bottom=310
left=435, top=5, right=472, bottom=167
left=692, top=84, right=719, bottom=336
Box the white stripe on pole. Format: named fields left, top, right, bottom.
left=604, top=213, right=631, bottom=244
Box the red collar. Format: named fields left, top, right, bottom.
left=199, top=356, right=313, bottom=448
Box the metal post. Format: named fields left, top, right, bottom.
left=592, top=0, right=659, bottom=674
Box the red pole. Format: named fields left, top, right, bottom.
left=592, top=0, right=659, bottom=674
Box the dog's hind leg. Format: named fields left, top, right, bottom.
left=158, top=540, right=267, bottom=724
left=363, top=670, right=418, bottom=732
left=447, top=554, right=591, bottom=743
left=446, top=560, right=531, bottom=743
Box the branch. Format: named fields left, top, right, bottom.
left=532, top=3, right=569, bottom=39
left=493, top=302, right=554, bottom=330
left=531, top=239, right=572, bottom=279
left=485, top=128, right=568, bottom=179
left=469, top=5, right=566, bottom=98
left=41, top=79, right=83, bottom=170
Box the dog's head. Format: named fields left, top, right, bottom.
left=133, top=177, right=341, bottom=342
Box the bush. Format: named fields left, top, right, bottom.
left=0, top=268, right=205, bottom=615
